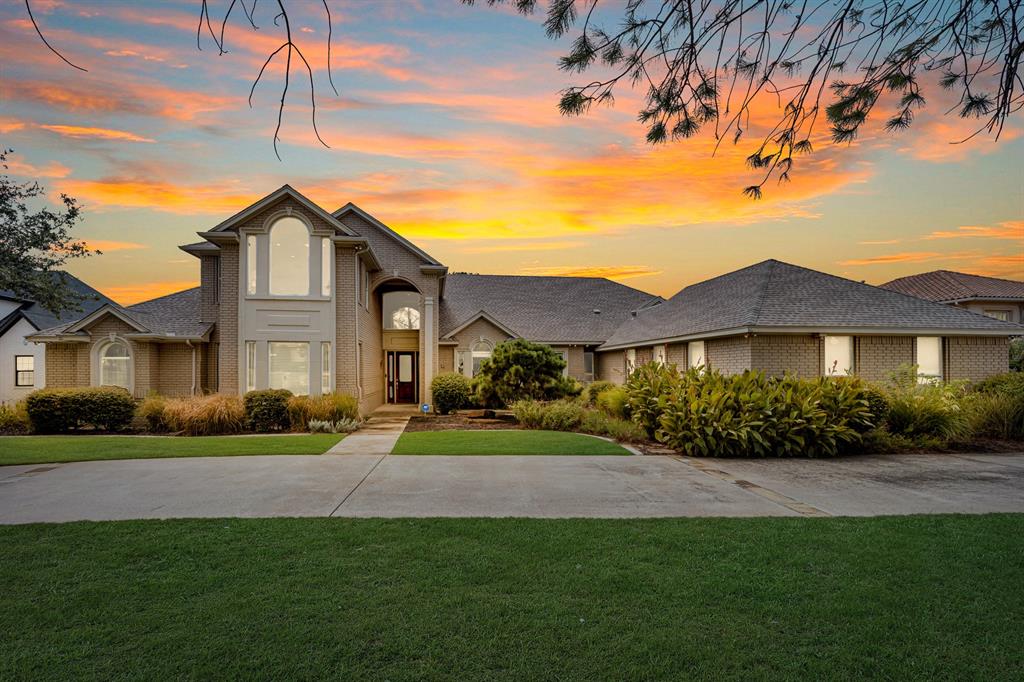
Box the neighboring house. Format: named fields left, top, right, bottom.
left=880, top=270, right=1024, bottom=324
left=597, top=259, right=1020, bottom=384
left=27, top=187, right=1022, bottom=412
left=0, top=274, right=113, bottom=404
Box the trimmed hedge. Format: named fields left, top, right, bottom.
left=430, top=373, right=471, bottom=415
left=24, top=387, right=135, bottom=433
left=244, top=389, right=293, bottom=432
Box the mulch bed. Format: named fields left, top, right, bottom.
left=405, top=410, right=524, bottom=433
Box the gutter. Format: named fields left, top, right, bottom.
left=186, top=339, right=197, bottom=395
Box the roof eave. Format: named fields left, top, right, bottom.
left=333, top=202, right=444, bottom=267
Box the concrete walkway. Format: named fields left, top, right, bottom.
left=1, top=452, right=1022, bottom=523
left=326, top=405, right=417, bottom=455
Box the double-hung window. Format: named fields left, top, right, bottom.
left=15, top=355, right=34, bottom=387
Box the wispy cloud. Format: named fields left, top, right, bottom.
left=518, top=265, right=662, bottom=280
left=923, top=221, right=1023, bottom=241
left=39, top=124, right=155, bottom=143
left=99, top=280, right=198, bottom=306
left=858, top=239, right=901, bottom=245
left=459, top=241, right=583, bottom=254
left=82, top=240, right=148, bottom=252
left=841, top=252, right=947, bottom=265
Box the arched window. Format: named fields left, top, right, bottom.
left=471, top=339, right=492, bottom=377
left=382, top=291, right=421, bottom=330
left=269, top=217, right=310, bottom=296
left=99, top=340, right=131, bottom=389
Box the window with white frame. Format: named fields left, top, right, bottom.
left=99, top=340, right=131, bottom=389
left=983, top=309, right=1010, bottom=322
left=471, top=340, right=493, bottom=377
left=269, top=342, right=309, bottom=395
left=688, top=341, right=705, bottom=369
left=321, top=342, right=332, bottom=394
left=15, top=355, right=34, bottom=387
left=321, top=238, right=332, bottom=297
left=824, top=336, right=854, bottom=376
left=269, top=217, right=310, bottom=296
left=382, top=291, right=420, bottom=330
left=916, top=336, right=943, bottom=382
left=625, top=348, right=636, bottom=373
left=555, top=349, right=569, bottom=377
left=583, top=351, right=595, bottom=381
left=653, top=344, right=667, bottom=365
left=246, top=341, right=256, bottom=392
left=246, top=235, right=257, bottom=295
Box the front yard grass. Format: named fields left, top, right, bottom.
left=0, top=434, right=344, bottom=466
left=1, top=515, right=1021, bottom=680
left=391, top=429, right=631, bottom=455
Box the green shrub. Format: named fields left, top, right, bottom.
left=884, top=380, right=969, bottom=441
left=1011, top=338, right=1024, bottom=372
left=0, top=401, right=29, bottom=434
left=244, top=389, right=293, bottom=432
left=287, top=393, right=360, bottom=431
left=625, top=362, right=682, bottom=438
left=596, top=386, right=628, bottom=419
left=431, top=373, right=472, bottom=415
left=472, top=339, right=574, bottom=407
left=540, top=399, right=585, bottom=432
left=655, top=370, right=864, bottom=457
left=511, top=399, right=546, bottom=429
left=25, top=387, right=135, bottom=433
left=817, top=376, right=879, bottom=435
left=584, top=380, right=616, bottom=406
left=163, top=394, right=245, bottom=436
left=137, top=393, right=169, bottom=433
left=580, top=410, right=646, bottom=442
left=963, top=391, right=1024, bottom=440
left=974, top=371, right=1024, bottom=396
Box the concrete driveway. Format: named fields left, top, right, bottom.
left=1, top=452, right=1022, bottom=523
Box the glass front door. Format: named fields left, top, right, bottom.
left=386, top=351, right=418, bottom=404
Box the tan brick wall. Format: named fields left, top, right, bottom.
left=335, top=246, right=359, bottom=398
left=945, top=336, right=1010, bottom=382
left=217, top=242, right=239, bottom=393
left=200, top=255, right=220, bottom=327
left=636, top=347, right=653, bottom=366
left=751, top=335, right=822, bottom=377
left=596, top=350, right=629, bottom=383
left=666, top=342, right=687, bottom=369
left=357, top=269, right=385, bottom=413
left=438, top=346, right=455, bottom=374
left=157, top=343, right=199, bottom=396
left=855, top=336, right=913, bottom=382
left=44, top=343, right=81, bottom=388
left=451, top=318, right=514, bottom=352
left=706, top=336, right=751, bottom=375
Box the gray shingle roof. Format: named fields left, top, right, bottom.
left=880, top=270, right=1024, bottom=302
left=0, top=272, right=115, bottom=332
left=32, top=287, right=210, bottom=340
left=601, top=260, right=1022, bottom=348
left=440, top=274, right=661, bottom=343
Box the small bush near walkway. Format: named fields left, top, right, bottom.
left=288, top=393, right=360, bottom=431
left=596, top=386, right=628, bottom=419
left=583, top=380, right=616, bottom=405
left=513, top=398, right=645, bottom=442
left=25, top=387, right=135, bottom=433
left=430, top=373, right=471, bottom=414
left=244, top=389, right=293, bottom=432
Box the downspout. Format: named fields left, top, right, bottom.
left=186, top=340, right=197, bottom=395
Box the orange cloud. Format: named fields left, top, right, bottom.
left=460, top=241, right=584, bottom=254
left=39, top=124, right=156, bottom=143
left=56, top=177, right=260, bottom=215
left=2, top=153, right=71, bottom=179
left=841, top=252, right=946, bottom=265
left=82, top=240, right=148, bottom=252
left=0, top=117, right=25, bottom=134
left=100, top=280, right=198, bottom=306
left=924, top=221, right=1023, bottom=241
left=519, top=265, right=662, bottom=280
left=858, top=239, right=901, bottom=245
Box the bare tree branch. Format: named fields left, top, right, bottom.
left=24, top=0, right=87, bottom=72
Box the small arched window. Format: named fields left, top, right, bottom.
left=382, top=291, right=421, bottom=330
left=99, top=340, right=131, bottom=389
left=471, top=339, right=493, bottom=377
left=269, top=217, right=310, bottom=296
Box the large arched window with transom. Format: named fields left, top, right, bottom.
left=99, top=340, right=131, bottom=389
left=269, top=216, right=310, bottom=296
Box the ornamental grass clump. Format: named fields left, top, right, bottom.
left=287, top=393, right=360, bottom=431
left=162, top=394, right=245, bottom=436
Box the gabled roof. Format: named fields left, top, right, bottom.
left=0, top=272, right=115, bottom=334
left=440, top=273, right=661, bottom=344
left=601, top=260, right=1022, bottom=349
left=880, top=270, right=1024, bottom=302
left=333, top=202, right=443, bottom=267
left=209, top=185, right=358, bottom=236
left=30, top=287, right=211, bottom=341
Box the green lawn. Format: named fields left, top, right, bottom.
left=391, top=429, right=631, bottom=455
left=0, top=434, right=344, bottom=466
left=0, top=516, right=1021, bottom=679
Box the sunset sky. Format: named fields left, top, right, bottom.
left=1, top=0, right=1021, bottom=305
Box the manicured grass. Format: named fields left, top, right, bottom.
left=391, top=429, right=631, bottom=455
left=1, top=516, right=1021, bottom=679
left=0, top=434, right=344, bottom=466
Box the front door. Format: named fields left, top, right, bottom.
left=387, top=351, right=418, bottom=404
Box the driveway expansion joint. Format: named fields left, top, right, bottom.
left=673, top=456, right=831, bottom=517
left=329, top=454, right=387, bottom=516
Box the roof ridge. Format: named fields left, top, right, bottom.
left=750, top=259, right=776, bottom=326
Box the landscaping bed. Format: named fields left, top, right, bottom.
left=404, top=410, right=521, bottom=432
left=1, top=515, right=1021, bottom=679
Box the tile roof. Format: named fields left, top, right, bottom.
left=440, top=274, right=661, bottom=343
left=0, top=272, right=115, bottom=332
left=601, top=260, right=1022, bottom=348
left=880, top=270, right=1024, bottom=302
